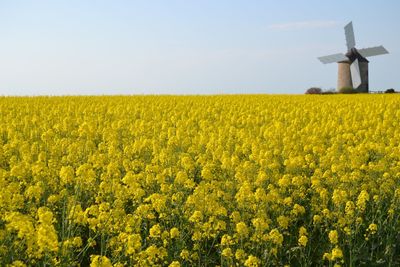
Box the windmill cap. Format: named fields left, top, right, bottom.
left=345, top=48, right=369, bottom=63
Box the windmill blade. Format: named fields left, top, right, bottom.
left=344, top=21, right=356, bottom=50
left=358, top=45, right=389, bottom=58
left=350, top=59, right=362, bottom=89
left=318, top=53, right=348, bottom=64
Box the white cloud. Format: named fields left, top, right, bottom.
left=268, top=20, right=340, bottom=31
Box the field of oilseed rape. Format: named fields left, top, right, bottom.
left=1, top=95, right=400, bottom=266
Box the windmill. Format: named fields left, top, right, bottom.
left=318, top=21, right=389, bottom=92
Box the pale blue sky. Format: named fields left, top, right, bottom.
left=0, top=0, right=399, bottom=95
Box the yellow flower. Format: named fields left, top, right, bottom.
left=277, top=215, right=289, bottom=229
left=252, top=217, right=269, bottom=233
left=230, top=211, right=241, bottom=223
left=191, top=231, right=201, bottom=241
left=170, top=227, right=180, bottom=239
left=298, top=226, right=308, bottom=236
left=313, top=215, right=322, bottom=225
left=174, top=171, right=188, bottom=185
left=356, top=190, right=370, bottom=212
left=235, top=249, right=246, bottom=261
left=221, top=248, right=233, bottom=258
left=189, top=211, right=203, bottom=223
left=345, top=201, right=355, bottom=217
left=368, top=223, right=378, bottom=234
left=149, top=224, right=161, bottom=238
left=168, top=261, right=181, bottom=267
left=291, top=204, right=306, bottom=216
left=244, top=255, right=260, bottom=267
left=298, top=235, right=308, bottom=247
left=47, top=194, right=59, bottom=204
left=36, top=207, right=58, bottom=255
left=180, top=249, right=190, bottom=260
left=2, top=95, right=400, bottom=265
left=343, top=227, right=351, bottom=236
left=9, top=261, right=27, bottom=267
left=221, top=234, right=234, bottom=246
left=90, top=255, right=112, bottom=267
left=323, top=252, right=332, bottom=261
left=331, top=247, right=343, bottom=260
left=126, top=234, right=141, bottom=255
left=72, top=237, right=83, bottom=247
left=201, top=166, right=214, bottom=180
left=328, top=230, right=339, bottom=245
left=59, top=165, right=75, bottom=185
left=268, top=229, right=284, bottom=246
left=236, top=222, right=249, bottom=238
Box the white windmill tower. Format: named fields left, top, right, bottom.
left=318, top=21, right=389, bottom=92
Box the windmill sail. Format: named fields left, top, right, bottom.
left=350, top=59, right=362, bottom=89
left=318, top=53, right=348, bottom=64
left=344, top=22, right=356, bottom=50
left=358, top=46, right=389, bottom=58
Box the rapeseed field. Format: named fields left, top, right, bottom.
left=0, top=95, right=399, bottom=266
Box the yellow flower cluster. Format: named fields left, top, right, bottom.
left=0, top=95, right=399, bottom=266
